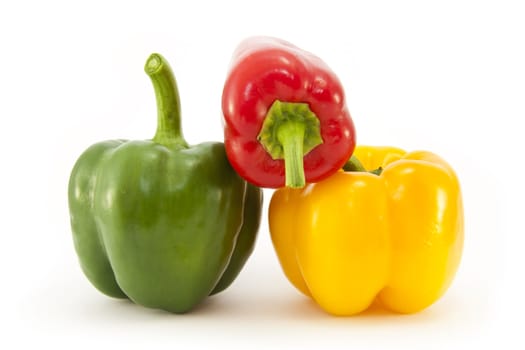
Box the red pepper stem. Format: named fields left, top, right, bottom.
left=277, top=121, right=306, bottom=188
left=257, top=100, right=324, bottom=188
left=145, top=53, right=188, bottom=148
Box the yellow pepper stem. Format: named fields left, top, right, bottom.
left=343, top=155, right=383, bottom=175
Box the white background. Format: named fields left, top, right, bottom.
left=1, top=0, right=524, bottom=349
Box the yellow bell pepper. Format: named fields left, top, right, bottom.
left=269, top=146, right=464, bottom=316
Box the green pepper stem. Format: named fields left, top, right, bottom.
left=145, top=53, right=188, bottom=148
left=277, top=121, right=306, bottom=188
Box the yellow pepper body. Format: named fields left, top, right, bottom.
left=269, top=146, right=464, bottom=315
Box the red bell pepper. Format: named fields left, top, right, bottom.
left=222, top=36, right=356, bottom=188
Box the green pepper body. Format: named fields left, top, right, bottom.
left=68, top=54, right=262, bottom=313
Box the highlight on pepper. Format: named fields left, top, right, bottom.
left=269, top=145, right=464, bottom=316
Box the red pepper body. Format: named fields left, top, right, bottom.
left=222, top=36, right=356, bottom=188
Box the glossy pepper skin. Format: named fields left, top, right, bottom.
left=269, top=146, right=464, bottom=316
left=68, top=54, right=262, bottom=313
left=222, top=36, right=355, bottom=188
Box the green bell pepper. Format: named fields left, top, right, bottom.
left=68, top=53, right=262, bottom=313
